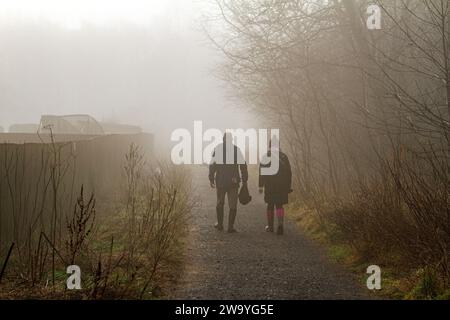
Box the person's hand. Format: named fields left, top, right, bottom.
left=259, top=188, right=264, bottom=194
left=210, top=182, right=216, bottom=189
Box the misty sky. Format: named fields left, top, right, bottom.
left=0, top=0, right=258, bottom=147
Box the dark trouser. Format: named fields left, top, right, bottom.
left=266, top=203, right=285, bottom=232
left=216, top=186, right=238, bottom=230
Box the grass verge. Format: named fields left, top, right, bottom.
left=287, top=204, right=450, bottom=300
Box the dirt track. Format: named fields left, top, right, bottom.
left=173, top=168, right=371, bottom=300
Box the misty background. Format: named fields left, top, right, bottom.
left=0, top=0, right=258, bottom=151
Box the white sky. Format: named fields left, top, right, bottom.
left=0, top=0, right=259, bottom=148
left=0, top=0, right=194, bottom=29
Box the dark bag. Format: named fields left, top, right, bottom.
left=238, top=183, right=252, bottom=205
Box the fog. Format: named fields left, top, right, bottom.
left=0, top=0, right=258, bottom=149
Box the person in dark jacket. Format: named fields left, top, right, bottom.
left=209, top=133, right=248, bottom=233
left=259, top=140, right=292, bottom=235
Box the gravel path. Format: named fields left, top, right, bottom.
left=173, top=168, right=370, bottom=300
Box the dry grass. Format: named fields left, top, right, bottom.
left=0, top=143, right=194, bottom=300
left=289, top=161, right=450, bottom=300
